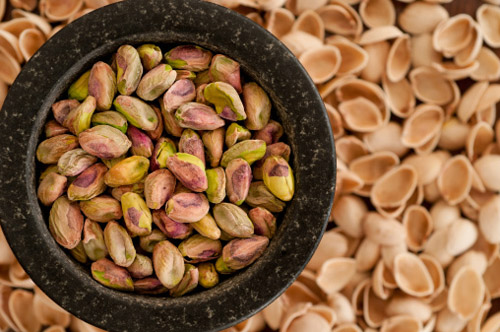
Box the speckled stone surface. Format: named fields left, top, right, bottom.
left=0, top=0, right=336, bottom=331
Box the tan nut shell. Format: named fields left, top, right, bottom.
left=299, top=45, right=341, bottom=84
left=437, top=155, right=473, bottom=205
left=382, top=75, right=415, bottom=118
left=472, top=47, right=500, bottom=81
left=40, top=0, right=83, bottom=22
left=386, top=35, right=411, bottom=83
left=292, top=9, right=324, bottom=40
left=394, top=252, right=434, bottom=297
left=359, top=0, right=395, bottom=28
left=363, top=122, right=409, bottom=157
left=338, top=97, right=383, bottom=133
left=316, top=2, right=362, bottom=37
left=363, top=212, right=406, bottom=246
left=371, top=164, right=418, bottom=209
left=474, top=155, right=500, bottom=192
left=316, top=257, right=356, bottom=295
left=409, top=67, right=453, bottom=106
left=448, top=267, right=485, bottom=320
left=466, top=122, right=494, bottom=161
left=8, top=289, right=41, bottom=332
left=433, top=14, right=475, bottom=57
left=18, top=28, right=45, bottom=61
left=335, top=135, right=368, bottom=165
left=457, top=81, right=489, bottom=123
left=411, top=33, right=441, bottom=68
left=361, top=41, right=390, bottom=83
left=0, top=47, right=21, bottom=85
left=446, top=250, right=487, bottom=285
left=331, top=194, right=367, bottom=238
left=401, top=104, right=444, bottom=148
left=402, top=205, right=433, bottom=252
left=265, top=7, right=295, bottom=38
left=325, top=103, right=344, bottom=139
left=325, top=36, right=369, bottom=76
left=350, top=151, right=399, bottom=186
left=380, top=315, right=422, bottom=332
left=357, top=26, right=403, bottom=45
left=445, top=218, right=478, bottom=256
left=307, top=230, right=349, bottom=271
left=280, top=31, right=323, bottom=57
left=477, top=4, right=500, bottom=48
left=398, top=2, right=449, bottom=34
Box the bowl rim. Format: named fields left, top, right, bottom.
left=0, top=1, right=336, bottom=331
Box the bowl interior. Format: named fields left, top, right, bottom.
left=0, top=1, right=336, bottom=331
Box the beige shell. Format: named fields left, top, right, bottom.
left=403, top=151, right=449, bottom=186
left=262, top=294, right=289, bottom=330
left=410, top=33, right=441, bottom=68
left=477, top=4, right=500, bottom=48
left=299, top=45, right=341, bottom=84
left=292, top=9, right=324, bottom=40
left=335, top=78, right=388, bottom=116
left=457, top=81, right=489, bottom=123
left=380, top=315, right=422, bottom=332
left=316, top=2, right=362, bottom=37
left=401, top=104, right=444, bottom=148
left=332, top=323, right=362, bottom=332
left=398, top=2, right=449, bottom=34
left=466, top=122, right=494, bottom=162
left=280, top=31, right=323, bottom=57
left=475, top=104, right=497, bottom=128
left=419, top=254, right=445, bottom=299
left=437, top=117, right=469, bottom=151
left=414, top=131, right=440, bottom=155
left=437, top=155, right=473, bottom=205
left=454, top=20, right=483, bottom=67
left=33, top=292, right=70, bottom=327
left=246, top=12, right=264, bottom=27
left=435, top=307, right=467, bottom=332
left=39, top=0, right=83, bottom=21
left=363, top=122, right=409, bottom=157
left=18, top=28, right=45, bottom=62
left=265, top=7, right=295, bottom=38
left=0, top=81, right=7, bottom=110
left=357, top=26, right=403, bottom=45
left=296, top=269, right=325, bottom=301
left=355, top=238, right=380, bottom=272
left=386, top=292, right=433, bottom=322
left=0, top=30, right=23, bottom=63
left=433, top=14, right=474, bottom=57
left=316, top=257, right=357, bottom=295
left=336, top=136, right=368, bottom=165
left=0, top=285, right=19, bottom=331
left=69, top=316, right=107, bottom=332
left=386, top=35, right=411, bottom=83
left=446, top=218, right=478, bottom=256
left=372, top=260, right=393, bottom=300
left=423, top=227, right=453, bottom=267
left=319, top=74, right=356, bottom=102
left=428, top=289, right=448, bottom=313
left=325, top=103, right=344, bottom=139
left=446, top=250, right=487, bottom=286
left=467, top=302, right=491, bottom=332
left=363, top=212, right=406, bottom=246
left=382, top=76, right=415, bottom=118
left=371, top=164, right=417, bottom=209
left=430, top=200, right=460, bottom=230
left=331, top=195, right=367, bottom=238
left=0, top=48, right=21, bottom=85
left=8, top=261, right=34, bottom=289
left=423, top=180, right=441, bottom=203
left=338, top=97, right=383, bottom=133
left=484, top=255, right=500, bottom=298
left=402, top=205, right=433, bottom=252
left=479, top=195, right=500, bottom=244
left=307, top=230, right=349, bottom=271
left=472, top=47, right=500, bottom=81
left=0, top=17, right=36, bottom=37
left=474, top=155, right=500, bottom=192
left=350, top=151, right=399, bottom=185
left=325, top=36, right=369, bottom=76
left=350, top=277, right=370, bottom=316
left=84, top=0, right=112, bottom=9
left=361, top=41, right=390, bottom=83
left=327, top=293, right=355, bottom=325
left=363, top=283, right=387, bottom=328
left=359, top=0, right=395, bottom=28
left=0, top=0, right=5, bottom=20
left=285, top=280, right=322, bottom=304
left=9, top=289, right=41, bottom=332
left=475, top=84, right=500, bottom=114
left=337, top=168, right=364, bottom=195
left=448, top=267, right=485, bottom=320
left=279, top=302, right=313, bottom=332
left=409, top=67, right=453, bottom=106
left=393, top=252, right=434, bottom=297
left=308, top=304, right=337, bottom=329
left=44, top=326, right=66, bottom=332
left=10, top=9, right=52, bottom=37
left=285, top=0, right=327, bottom=15
left=432, top=61, right=479, bottom=81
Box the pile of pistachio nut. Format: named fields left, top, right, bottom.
left=35, top=43, right=295, bottom=296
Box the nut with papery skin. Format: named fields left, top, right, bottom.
left=178, top=234, right=222, bottom=263
left=196, top=84, right=209, bottom=104
left=206, top=167, right=226, bottom=204
left=111, top=182, right=145, bottom=201
left=57, top=148, right=97, bottom=177
left=36, top=134, right=79, bottom=164
left=243, top=82, right=272, bottom=130
left=209, top=54, right=242, bottom=93
left=113, top=95, right=158, bottom=131
left=127, top=126, right=153, bottom=158
left=225, top=123, right=251, bottom=148
left=162, top=79, right=196, bottom=112
left=104, top=156, right=150, bottom=187
left=253, top=120, right=283, bottom=145
left=79, top=125, right=131, bottom=159
left=165, top=45, right=212, bottom=72
left=82, top=219, right=108, bottom=261
left=121, top=192, right=152, bottom=237
left=68, top=70, right=90, bottom=101
left=136, top=64, right=177, bottom=101
left=204, top=82, right=246, bottom=121
left=202, top=128, right=225, bottom=168
left=52, top=99, right=80, bottom=125
left=63, top=95, right=96, bottom=135
left=192, top=213, right=221, bottom=240
left=48, top=196, right=84, bottom=249
left=115, top=45, right=143, bottom=96
left=152, top=240, right=185, bottom=289
left=37, top=172, right=67, bottom=206
left=175, top=102, right=225, bottom=131
left=150, top=137, right=177, bottom=171
left=246, top=181, right=286, bottom=213
left=139, top=229, right=167, bottom=253
left=133, top=277, right=168, bottom=295
left=166, top=153, right=208, bottom=192
left=225, top=158, right=252, bottom=205
left=102, top=156, right=126, bottom=169
left=216, top=236, right=269, bottom=274
left=220, top=139, right=267, bottom=167
left=39, top=165, right=58, bottom=183
left=80, top=195, right=122, bottom=222
left=88, top=61, right=117, bottom=111
left=71, top=242, right=88, bottom=264
left=91, top=111, right=128, bottom=133
left=253, top=142, right=291, bottom=180
left=45, top=120, right=69, bottom=138
left=263, top=155, right=294, bottom=202
left=137, top=44, right=163, bottom=71
left=152, top=210, right=193, bottom=240
left=169, top=264, right=199, bottom=297
left=104, top=221, right=136, bottom=267
left=213, top=203, right=254, bottom=238
left=179, top=129, right=206, bottom=165
left=166, top=193, right=210, bottom=223
left=144, top=169, right=176, bottom=210
left=198, top=262, right=219, bottom=288
left=146, top=105, right=164, bottom=141
left=249, top=207, right=276, bottom=239
left=175, top=70, right=196, bottom=80
left=126, top=254, right=153, bottom=279
left=91, top=258, right=134, bottom=291
left=67, top=163, right=108, bottom=201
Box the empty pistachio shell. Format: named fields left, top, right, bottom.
left=209, top=54, right=242, bottom=93
left=111, top=182, right=145, bottom=201
left=226, top=158, right=252, bottom=205
left=192, top=213, right=221, bottom=240
left=71, top=241, right=89, bottom=264
left=175, top=102, right=225, bottom=130
left=104, top=156, right=150, bottom=188
left=113, top=95, right=158, bottom=131
left=79, top=125, right=131, bottom=159
left=127, top=126, right=153, bottom=158
left=246, top=181, right=286, bottom=212
left=243, top=82, right=271, bottom=130
left=162, top=79, right=196, bottom=113
left=121, top=192, right=152, bottom=236
left=205, top=167, right=227, bottom=204
left=115, top=44, right=143, bottom=95
left=80, top=195, right=122, bottom=222
left=263, top=155, right=294, bottom=202
left=82, top=219, right=108, bottom=261
left=152, top=209, right=193, bottom=240
left=216, top=236, right=269, bottom=273
left=37, top=172, right=67, bottom=206
left=213, top=203, right=254, bottom=238
left=143, top=169, right=176, bottom=209
left=165, top=45, right=212, bottom=72
left=88, top=61, right=116, bottom=111
left=133, top=277, right=168, bottom=295
left=253, top=142, right=291, bottom=180
left=166, top=153, right=208, bottom=192
left=198, top=262, right=219, bottom=288
left=139, top=229, right=167, bottom=253
left=48, top=196, right=84, bottom=249
left=166, top=193, right=210, bottom=223
left=178, top=234, right=222, bottom=263
left=221, top=139, right=267, bottom=167
left=91, top=258, right=134, bottom=291
left=253, top=120, right=284, bottom=145
left=63, top=96, right=96, bottom=135
left=169, top=264, right=199, bottom=297
left=179, top=129, right=205, bottom=164
left=57, top=148, right=97, bottom=177
left=136, top=64, right=177, bottom=101
left=36, top=134, right=79, bottom=164
left=67, top=163, right=108, bottom=201
left=225, top=123, right=251, bottom=148
left=44, top=120, right=69, bottom=138
left=202, top=128, right=225, bottom=167
left=152, top=240, right=185, bottom=289
left=104, top=221, right=136, bottom=267
left=248, top=207, right=276, bottom=239
left=126, top=254, right=153, bottom=279
left=137, top=44, right=163, bottom=71
left=68, top=70, right=90, bottom=101
left=151, top=137, right=177, bottom=171
left=91, top=111, right=128, bottom=134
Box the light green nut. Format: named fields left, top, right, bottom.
left=169, top=264, right=199, bottom=297
left=121, top=192, right=153, bottom=237
left=82, top=219, right=108, bottom=261
left=104, top=156, right=150, bottom=187
left=220, top=139, right=266, bottom=167
left=103, top=221, right=136, bottom=267
left=243, top=82, right=271, bottom=130
left=91, top=258, right=134, bottom=291
left=91, top=111, right=128, bottom=133
left=212, top=203, right=254, bottom=238
left=262, top=156, right=295, bottom=202
left=68, top=70, right=90, bottom=101
left=192, top=213, right=221, bottom=240
left=136, top=64, right=177, bottom=101
left=205, top=167, right=226, bottom=204
left=204, top=82, right=246, bottom=121
left=198, top=262, right=219, bottom=288
left=116, top=45, right=143, bottom=96
left=137, top=44, right=163, bottom=71
left=113, top=95, right=158, bottom=131
left=225, top=123, right=251, bottom=148
left=63, top=95, right=97, bottom=135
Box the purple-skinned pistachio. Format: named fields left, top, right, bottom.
left=192, top=213, right=221, bottom=240
left=220, top=139, right=266, bottom=167
left=253, top=142, right=291, bottom=180
left=166, top=193, right=210, bottom=223
left=127, top=126, right=153, bottom=158
left=146, top=105, right=163, bottom=140
left=104, top=156, right=150, bottom=187
left=169, top=264, right=199, bottom=297
left=71, top=242, right=88, bottom=263
left=150, top=137, right=177, bottom=171
left=113, top=95, right=158, bottom=131
left=37, top=172, right=67, bottom=206
left=91, top=111, right=128, bottom=133
left=121, top=192, right=152, bottom=236
left=152, top=240, right=185, bottom=289
left=216, top=236, right=269, bottom=274
left=243, top=82, right=271, bottom=130
left=91, top=258, right=134, bottom=291
left=178, top=234, right=222, bottom=263
left=246, top=181, right=286, bottom=213
left=80, top=195, right=122, bottom=222
left=212, top=203, right=254, bottom=238
left=162, top=79, right=196, bottom=113
left=126, top=254, right=153, bottom=279
left=67, top=163, right=107, bottom=201
left=68, top=70, right=90, bottom=101
left=144, top=169, right=176, bottom=210
left=263, top=156, right=294, bottom=202
left=209, top=54, right=242, bottom=93
left=133, top=277, right=168, bottom=295
left=206, top=167, right=226, bottom=204
left=226, top=158, right=252, bottom=205
left=202, top=128, right=225, bottom=168
left=139, top=229, right=167, bottom=253
left=204, top=82, right=246, bottom=121
left=79, top=125, right=131, bottom=159
left=104, top=221, right=136, bottom=267
left=137, top=44, right=163, bottom=71
left=111, top=182, right=145, bottom=201
left=194, top=70, right=211, bottom=85
left=196, top=83, right=209, bottom=104
left=63, top=96, right=97, bottom=135
left=248, top=207, right=276, bottom=239
left=52, top=99, right=80, bottom=125
left=175, top=102, right=225, bottom=131
left=225, top=123, right=251, bottom=148
left=253, top=120, right=283, bottom=145
left=82, top=219, right=108, bottom=261
left=174, top=70, right=196, bottom=80
left=165, top=45, right=212, bottom=72
left=136, top=64, right=177, bottom=101
left=39, top=165, right=59, bottom=182
left=179, top=129, right=205, bottom=165
left=115, top=45, right=143, bottom=96
left=152, top=209, right=193, bottom=240
left=57, top=148, right=97, bottom=177
left=36, top=134, right=79, bottom=164
left=45, top=120, right=69, bottom=138
left=160, top=101, right=183, bottom=138
left=198, top=262, right=219, bottom=288
left=166, top=153, right=207, bottom=192
left=88, top=61, right=117, bottom=111
left=48, top=196, right=84, bottom=249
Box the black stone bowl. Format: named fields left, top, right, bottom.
left=0, top=0, right=336, bottom=331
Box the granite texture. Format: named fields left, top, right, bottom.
left=0, top=0, right=336, bottom=331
